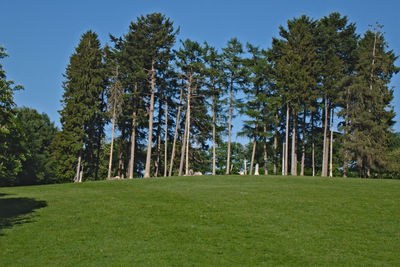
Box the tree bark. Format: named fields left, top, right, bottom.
left=263, top=124, right=268, bottom=175
left=300, top=109, right=306, bottom=176
left=322, top=98, right=328, bottom=177
left=128, top=83, right=137, bottom=179
left=250, top=137, right=256, bottom=175
left=311, top=111, right=315, bottom=177
left=75, top=154, right=81, bottom=183
left=144, top=60, right=156, bottom=178
left=212, top=94, right=217, bottom=175
left=291, top=111, right=297, bottom=176
left=343, top=102, right=349, bottom=178
left=108, top=107, right=116, bottom=179
left=178, top=116, right=187, bottom=176
left=154, top=93, right=163, bottom=177
left=329, top=108, right=334, bottom=177
left=164, top=96, right=168, bottom=177
left=226, top=80, right=233, bottom=174
left=282, top=141, right=285, bottom=176
left=285, top=104, right=289, bottom=175
left=169, top=84, right=183, bottom=176
left=185, top=82, right=192, bottom=176
left=273, top=113, right=278, bottom=175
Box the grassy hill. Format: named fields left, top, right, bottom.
left=1, top=175, right=400, bottom=266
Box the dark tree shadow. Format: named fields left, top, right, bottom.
left=0, top=194, right=47, bottom=235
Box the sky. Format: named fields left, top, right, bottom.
left=1, top=0, right=400, bottom=143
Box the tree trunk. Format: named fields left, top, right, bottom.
left=164, top=96, right=168, bottom=177
left=285, top=104, right=289, bottom=175
left=108, top=107, right=116, bottom=179
left=212, top=94, right=217, bottom=175
left=128, top=83, right=137, bottom=179
left=343, top=102, right=349, bottom=178
left=329, top=108, right=334, bottom=177
left=185, top=82, right=192, bottom=176
left=250, top=137, right=256, bottom=175
left=79, top=165, right=83, bottom=183
left=178, top=116, right=187, bottom=176
left=144, top=60, right=156, bottom=178
left=169, top=85, right=183, bottom=177
left=300, top=109, right=306, bottom=176
left=311, top=111, right=315, bottom=177
left=154, top=94, right=163, bottom=177
left=291, top=111, right=297, bottom=176
left=322, top=98, right=328, bottom=177
left=273, top=113, right=278, bottom=175
left=226, top=80, right=233, bottom=175
left=264, top=124, right=268, bottom=175
left=75, top=154, right=81, bottom=183
left=282, top=142, right=285, bottom=176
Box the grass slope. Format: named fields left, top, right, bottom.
left=1, top=175, right=400, bottom=266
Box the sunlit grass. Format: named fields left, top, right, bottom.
left=1, top=175, right=400, bottom=266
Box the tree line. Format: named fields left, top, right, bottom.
left=1, top=12, right=400, bottom=186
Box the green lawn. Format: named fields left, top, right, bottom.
left=1, top=175, right=400, bottom=266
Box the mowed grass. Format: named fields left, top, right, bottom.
left=1, top=175, right=400, bottom=266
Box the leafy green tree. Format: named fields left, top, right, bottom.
left=53, top=30, right=106, bottom=182
left=15, top=107, right=57, bottom=185
left=0, top=46, right=25, bottom=186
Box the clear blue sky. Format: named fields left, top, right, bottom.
left=1, top=0, right=400, bottom=142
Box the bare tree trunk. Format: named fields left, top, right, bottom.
left=178, top=116, right=188, bottom=176
left=282, top=142, right=285, bottom=176
left=291, top=111, right=297, bottom=176
left=169, top=85, right=183, bottom=177
left=185, top=82, right=192, bottom=176
left=154, top=128, right=161, bottom=177
left=154, top=94, right=163, bottom=177
left=300, top=109, right=306, bottom=176
left=128, top=83, right=137, bottom=179
left=273, top=113, right=278, bottom=175
left=75, top=154, right=82, bottom=183
left=226, top=80, right=233, bottom=174
left=79, top=165, right=83, bottom=183
left=164, top=97, right=168, bottom=177
left=311, top=111, right=315, bottom=177
left=250, top=137, right=257, bottom=175
left=343, top=102, right=349, bottom=178
left=264, top=124, right=268, bottom=175
left=322, top=98, right=328, bottom=177
left=329, top=108, right=334, bottom=177
left=212, top=95, right=217, bottom=175
left=285, top=104, right=289, bottom=175
left=128, top=111, right=136, bottom=179
left=144, top=61, right=156, bottom=178
left=108, top=108, right=116, bottom=179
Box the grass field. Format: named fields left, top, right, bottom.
left=1, top=175, right=400, bottom=266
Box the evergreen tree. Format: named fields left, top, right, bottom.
left=52, top=30, right=106, bottom=182
left=222, top=38, right=246, bottom=174
left=343, top=27, right=398, bottom=177
left=125, top=13, right=178, bottom=178
left=202, top=42, right=226, bottom=175
left=316, top=13, right=358, bottom=177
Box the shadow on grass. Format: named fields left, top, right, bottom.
left=0, top=194, right=47, bottom=236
